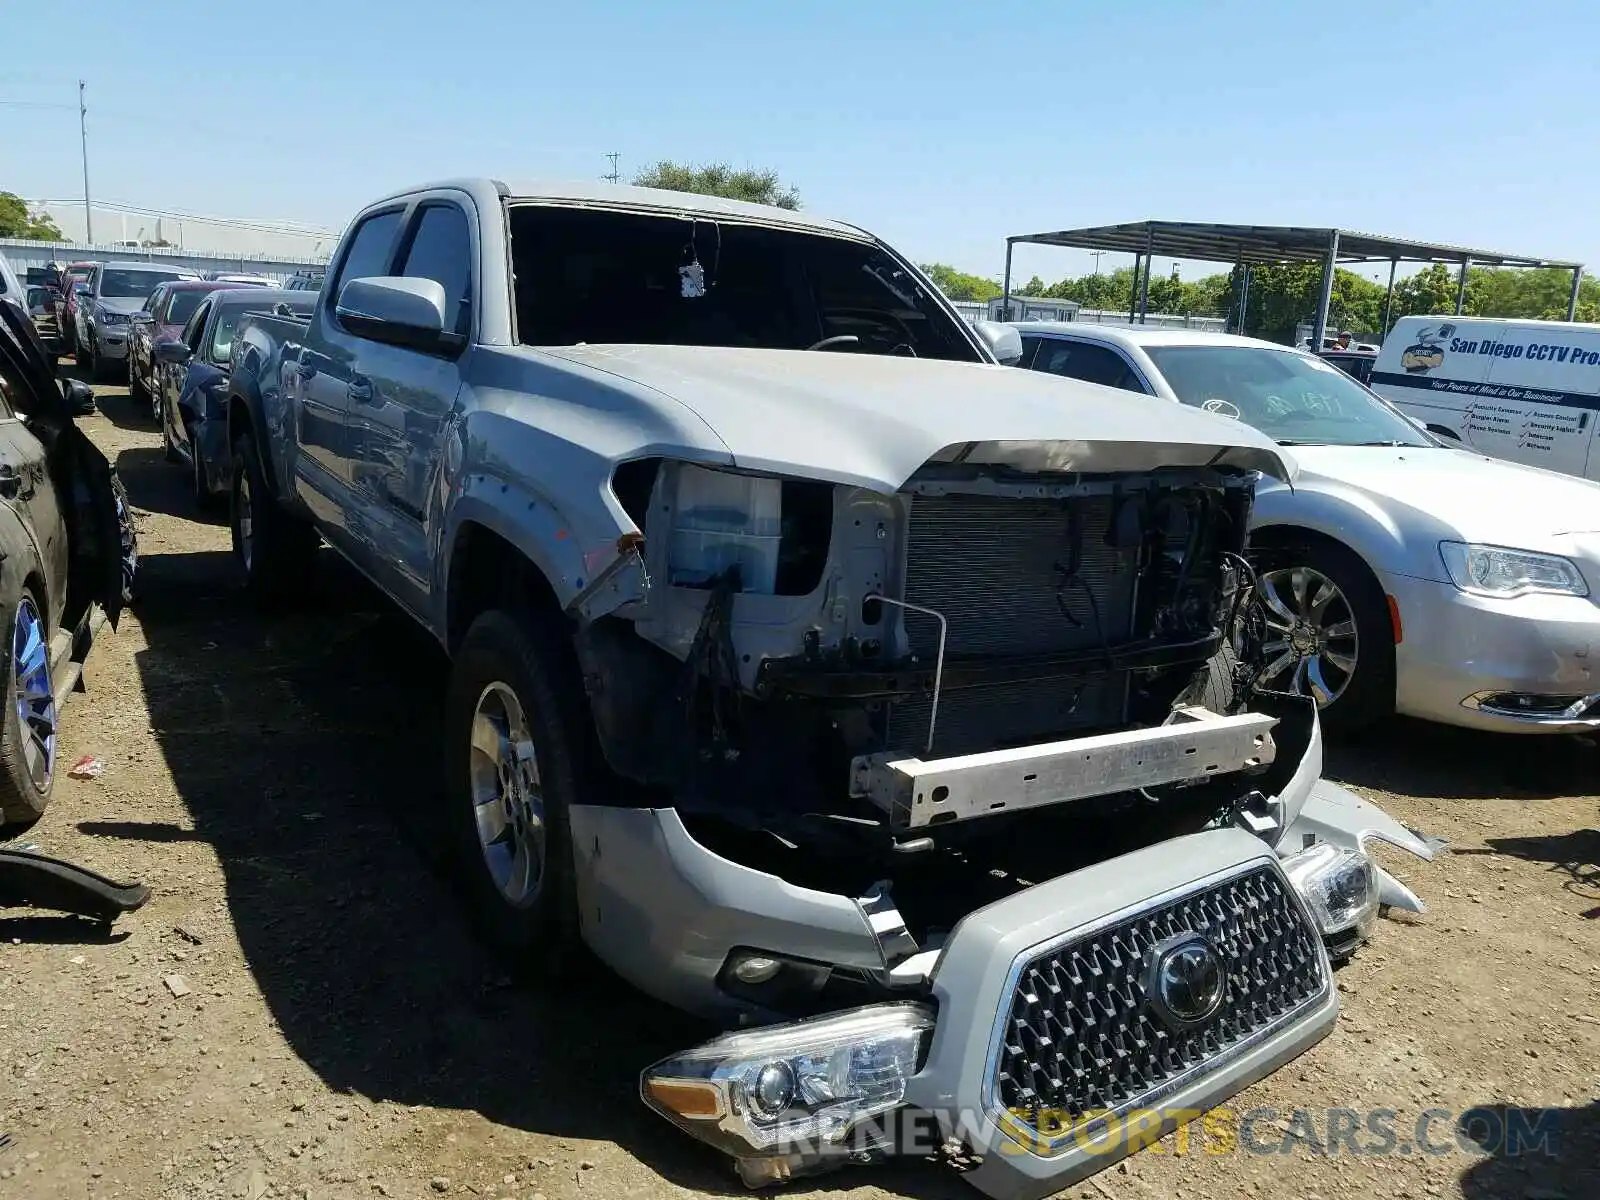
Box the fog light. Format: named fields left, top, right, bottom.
left=1282, top=843, right=1380, bottom=944
left=641, top=1001, right=934, bottom=1163
left=731, top=954, right=784, bottom=985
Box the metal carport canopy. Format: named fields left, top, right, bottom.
left=1003, top=221, right=1586, bottom=346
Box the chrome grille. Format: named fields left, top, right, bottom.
left=993, top=865, right=1325, bottom=1131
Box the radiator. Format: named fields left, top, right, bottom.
left=887, top=494, right=1138, bottom=756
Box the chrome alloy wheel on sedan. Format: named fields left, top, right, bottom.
left=12, top=596, right=56, bottom=793
left=468, top=681, right=546, bottom=909
left=1257, top=566, right=1359, bottom=707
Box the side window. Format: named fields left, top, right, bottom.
left=329, top=209, right=404, bottom=309
left=1017, top=335, right=1044, bottom=370
left=1032, top=340, right=1145, bottom=393
left=397, top=203, right=473, bottom=336
left=183, top=300, right=212, bottom=353
left=146, top=285, right=166, bottom=318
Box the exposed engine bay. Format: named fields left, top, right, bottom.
left=573, top=453, right=1300, bottom=947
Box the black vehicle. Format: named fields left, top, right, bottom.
left=1318, top=348, right=1378, bottom=384
left=155, top=288, right=315, bottom=506
left=0, top=295, right=136, bottom=827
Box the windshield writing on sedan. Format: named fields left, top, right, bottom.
left=1145, top=346, right=1433, bottom=448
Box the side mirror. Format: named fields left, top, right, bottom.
left=974, top=320, right=1024, bottom=366
left=155, top=341, right=193, bottom=366
left=64, top=380, right=94, bottom=409
left=336, top=276, right=456, bottom=353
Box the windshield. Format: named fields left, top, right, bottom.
left=1145, top=345, right=1433, bottom=448
left=211, top=298, right=313, bottom=362
left=101, top=269, right=190, bottom=299
left=507, top=204, right=980, bottom=361
left=166, top=290, right=209, bottom=326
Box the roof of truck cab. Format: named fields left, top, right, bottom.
left=363, top=177, right=871, bottom=240
left=1012, top=323, right=1287, bottom=352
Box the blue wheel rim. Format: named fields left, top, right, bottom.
left=13, top=597, right=55, bottom=792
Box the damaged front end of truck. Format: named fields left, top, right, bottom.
left=535, top=403, right=1434, bottom=1197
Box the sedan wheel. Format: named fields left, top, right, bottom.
left=1257, top=566, right=1359, bottom=706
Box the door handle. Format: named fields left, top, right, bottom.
left=295, top=360, right=316, bottom=380
left=347, top=378, right=374, bottom=404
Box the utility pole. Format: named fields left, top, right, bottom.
left=1089, top=250, right=1104, bottom=278
left=603, top=152, right=620, bottom=184
left=78, top=80, right=93, bottom=245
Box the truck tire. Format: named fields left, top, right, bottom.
left=1252, top=538, right=1395, bottom=731
left=0, top=586, right=56, bottom=827
left=444, top=608, right=586, bottom=977
left=229, top=429, right=318, bottom=604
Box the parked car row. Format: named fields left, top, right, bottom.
left=194, top=178, right=1436, bottom=1200
left=0, top=250, right=138, bottom=825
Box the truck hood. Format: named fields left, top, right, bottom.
left=1277, top=444, right=1600, bottom=550
left=540, top=345, right=1295, bottom=492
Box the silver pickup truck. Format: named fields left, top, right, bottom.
left=224, top=179, right=1432, bottom=1198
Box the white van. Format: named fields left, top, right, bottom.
left=1370, top=315, right=1600, bottom=480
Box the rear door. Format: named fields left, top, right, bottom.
left=347, top=197, right=475, bottom=618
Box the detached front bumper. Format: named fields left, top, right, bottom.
left=641, top=829, right=1340, bottom=1198
left=1384, top=569, right=1600, bottom=732
left=193, top=415, right=232, bottom=496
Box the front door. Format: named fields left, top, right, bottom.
left=347, top=198, right=474, bottom=619
left=292, top=206, right=408, bottom=542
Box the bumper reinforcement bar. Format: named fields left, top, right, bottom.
left=850, top=707, right=1278, bottom=830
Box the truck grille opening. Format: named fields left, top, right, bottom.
left=993, top=864, right=1326, bottom=1135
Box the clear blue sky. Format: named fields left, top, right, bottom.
left=4, top=0, right=1597, bottom=286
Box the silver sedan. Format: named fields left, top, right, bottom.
left=1014, top=323, right=1600, bottom=734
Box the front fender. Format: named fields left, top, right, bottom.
left=1278, top=779, right=1437, bottom=913
left=1251, top=481, right=1423, bottom=578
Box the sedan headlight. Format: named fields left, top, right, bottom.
left=99, top=310, right=129, bottom=326
left=1438, top=541, right=1588, bottom=599
left=642, top=1002, right=933, bottom=1182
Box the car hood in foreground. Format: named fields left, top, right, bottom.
left=1261, top=443, right=1600, bottom=556
left=536, top=344, right=1295, bottom=492
left=96, top=296, right=152, bottom=316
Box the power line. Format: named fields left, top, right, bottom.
left=603, top=152, right=621, bottom=184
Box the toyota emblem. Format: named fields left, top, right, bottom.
left=1148, top=934, right=1226, bottom=1027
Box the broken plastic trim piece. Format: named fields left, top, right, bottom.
left=568, top=535, right=651, bottom=621
left=0, top=848, right=151, bottom=922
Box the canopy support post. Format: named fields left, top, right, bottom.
left=1311, top=230, right=1339, bottom=352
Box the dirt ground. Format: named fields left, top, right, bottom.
left=0, top=372, right=1596, bottom=1200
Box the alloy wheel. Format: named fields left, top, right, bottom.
left=12, top=597, right=56, bottom=793
left=1256, top=566, right=1359, bottom=706
left=468, top=681, right=546, bottom=909
left=235, top=468, right=254, bottom=572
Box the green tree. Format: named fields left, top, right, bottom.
left=632, top=161, right=800, bottom=210
left=0, top=192, right=62, bottom=240
left=920, top=263, right=1001, bottom=302
left=1389, top=264, right=1460, bottom=325
left=1018, top=275, right=1046, bottom=296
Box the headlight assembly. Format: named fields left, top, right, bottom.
left=1438, top=541, right=1587, bottom=599
left=1281, top=842, right=1379, bottom=943
left=641, top=1002, right=934, bottom=1183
